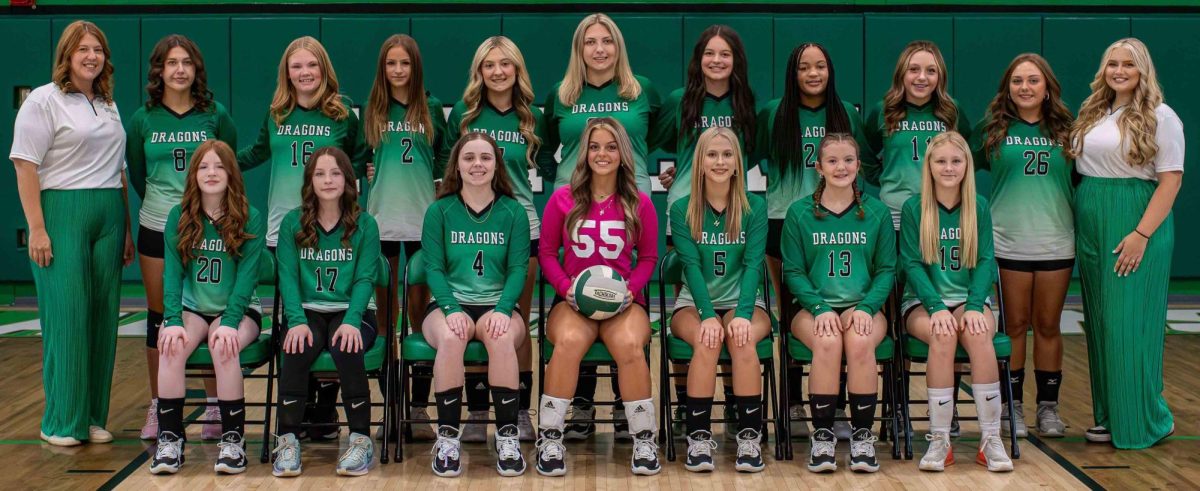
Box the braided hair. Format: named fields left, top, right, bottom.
left=812, top=132, right=866, bottom=220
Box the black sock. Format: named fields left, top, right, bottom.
left=788, top=366, right=805, bottom=405
left=837, top=379, right=848, bottom=413
left=435, top=387, right=464, bottom=430
left=343, top=394, right=371, bottom=436
left=737, top=395, right=763, bottom=433
left=1034, top=370, right=1062, bottom=403
left=610, top=375, right=622, bottom=406
left=686, top=396, right=713, bottom=435
left=158, top=397, right=186, bottom=439
left=218, top=398, right=246, bottom=436
left=518, top=371, right=533, bottom=410
left=492, top=386, right=520, bottom=428
left=1007, top=368, right=1026, bottom=403
left=675, top=382, right=689, bottom=410
left=412, top=366, right=433, bottom=408
left=466, top=373, right=489, bottom=412
left=574, top=366, right=598, bottom=404
left=723, top=383, right=736, bottom=412
left=810, top=393, right=837, bottom=433
left=848, top=392, right=877, bottom=433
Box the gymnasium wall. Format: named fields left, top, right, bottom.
left=1, top=11, right=1197, bottom=281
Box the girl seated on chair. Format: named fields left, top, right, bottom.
left=422, top=132, right=531, bottom=478
left=782, top=133, right=896, bottom=474
left=272, top=146, right=381, bottom=478
left=669, top=126, right=770, bottom=474
left=150, top=140, right=266, bottom=476
left=536, top=117, right=660, bottom=477
left=900, top=131, right=1012, bottom=473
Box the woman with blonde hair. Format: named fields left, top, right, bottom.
left=1070, top=38, right=1184, bottom=449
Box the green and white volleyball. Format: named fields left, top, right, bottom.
left=571, top=265, right=628, bottom=320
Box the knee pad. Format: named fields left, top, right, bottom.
left=145, top=310, right=164, bottom=349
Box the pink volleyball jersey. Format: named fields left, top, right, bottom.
left=539, top=186, right=659, bottom=304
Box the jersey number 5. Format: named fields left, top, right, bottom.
left=571, top=220, right=625, bottom=260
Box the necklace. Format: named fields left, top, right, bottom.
left=465, top=198, right=495, bottom=224
left=596, top=195, right=616, bottom=216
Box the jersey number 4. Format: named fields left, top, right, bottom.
left=196, top=257, right=223, bottom=283
left=314, top=267, right=340, bottom=292
left=827, top=250, right=851, bottom=277
left=571, top=220, right=625, bottom=260
left=473, top=250, right=485, bottom=277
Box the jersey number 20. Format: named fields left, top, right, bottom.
left=196, top=257, right=222, bottom=283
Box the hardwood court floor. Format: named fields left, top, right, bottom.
left=0, top=333, right=1196, bottom=490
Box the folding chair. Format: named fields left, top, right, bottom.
left=656, top=249, right=783, bottom=462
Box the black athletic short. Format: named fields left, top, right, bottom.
left=182, top=307, right=265, bottom=330
left=137, top=225, right=165, bottom=259
left=901, top=301, right=970, bottom=326
left=529, top=238, right=539, bottom=259
left=381, top=240, right=423, bottom=260
left=423, top=302, right=497, bottom=323
left=766, top=218, right=785, bottom=259
left=996, top=257, right=1075, bottom=273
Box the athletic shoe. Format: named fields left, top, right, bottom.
left=614, top=409, right=632, bottom=442
left=535, top=428, right=567, bottom=476
left=517, top=410, right=535, bottom=442
left=672, top=406, right=687, bottom=440
left=723, top=402, right=737, bottom=440
left=271, top=433, right=303, bottom=477
left=919, top=431, right=953, bottom=472
left=201, top=406, right=222, bottom=441
left=807, top=428, right=837, bottom=473
left=40, top=431, right=81, bottom=447
left=1085, top=425, right=1111, bottom=443
left=494, top=424, right=526, bottom=476
left=214, top=432, right=247, bottom=474
left=630, top=430, right=661, bottom=475
left=431, top=426, right=463, bottom=477
left=833, top=409, right=852, bottom=441
left=848, top=428, right=880, bottom=473
left=734, top=428, right=765, bottom=473
left=409, top=407, right=437, bottom=441
left=950, top=408, right=961, bottom=438
left=337, top=432, right=374, bottom=476
left=976, top=433, right=1014, bottom=472
left=788, top=404, right=811, bottom=439
left=141, top=400, right=159, bottom=440
left=149, top=431, right=184, bottom=474
left=1001, top=401, right=1029, bottom=438
left=462, top=410, right=489, bottom=443
left=684, top=430, right=717, bottom=472
left=563, top=402, right=595, bottom=441
left=1036, top=402, right=1066, bottom=438
left=310, top=403, right=340, bottom=441
left=89, top=426, right=113, bottom=443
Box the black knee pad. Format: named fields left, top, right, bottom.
left=145, top=310, right=164, bottom=349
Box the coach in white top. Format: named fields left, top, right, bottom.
left=1069, top=38, right=1184, bottom=450
left=9, top=20, right=135, bottom=448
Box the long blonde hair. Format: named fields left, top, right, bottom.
left=687, top=127, right=749, bottom=241
left=557, top=13, right=641, bottom=107
left=1069, top=38, right=1164, bottom=167
left=53, top=20, right=114, bottom=102
left=460, top=36, right=541, bottom=168
left=565, top=118, right=642, bottom=241
left=883, top=41, right=958, bottom=136
left=919, top=132, right=979, bottom=268
left=365, top=34, right=434, bottom=148
left=270, top=36, right=348, bottom=125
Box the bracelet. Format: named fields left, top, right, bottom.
left=1135, top=228, right=1150, bottom=239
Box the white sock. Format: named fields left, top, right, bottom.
left=207, top=397, right=218, bottom=406
left=623, top=399, right=656, bottom=437
left=928, top=387, right=954, bottom=434
left=538, top=395, right=571, bottom=431
left=973, top=382, right=1002, bottom=435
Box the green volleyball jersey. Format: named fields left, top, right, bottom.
left=760, top=100, right=873, bottom=220
left=669, top=194, right=767, bottom=321
left=277, top=209, right=381, bottom=329
left=654, top=89, right=756, bottom=208
left=543, top=75, right=661, bottom=193
left=367, top=96, right=448, bottom=242
left=899, top=195, right=996, bottom=313
left=237, top=97, right=369, bottom=246
left=781, top=194, right=896, bottom=315
left=971, top=118, right=1075, bottom=261
left=443, top=100, right=550, bottom=239
left=126, top=102, right=237, bottom=231
left=864, top=100, right=971, bottom=228
left=422, top=195, right=530, bottom=317
left=162, top=205, right=266, bottom=329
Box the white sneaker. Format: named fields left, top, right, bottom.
left=461, top=410, right=488, bottom=443
left=1036, top=402, right=1066, bottom=438
left=630, top=430, right=661, bottom=475
left=410, top=407, right=437, bottom=441
left=40, top=431, right=81, bottom=447
left=976, top=433, right=1013, bottom=472
left=1001, top=401, right=1028, bottom=438
left=789, top=405, right=810, bottom=439
left=140, top=400, right=158, bottom=440
left=89, top=426, right=113, bottom=443
left=833, top=409, right=852, bottom=440
left=919, top=432, right=954, bottom=472
left=1085, top=425, right=1112, bottom=443
left=201, top=406, right=222, bottom=440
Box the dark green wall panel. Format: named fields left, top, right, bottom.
left=319, top=17, right=409, bottom=106
left=411, top=16, right=501, bottom=105
left=610, top=15, right=684, bottom=97
left=951, top=16, right=1041, bottom=122
left=864, top=14, right=954, bottom=104
left=501, top=14, right=578, bottom=101
left=1042, top=17, right=1129, bottom=110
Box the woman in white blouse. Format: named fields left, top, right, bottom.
left=1069, top=37, right=1184, bottom=449
left=9, top=20, right=135, bottom=447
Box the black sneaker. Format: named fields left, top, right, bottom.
left=684, top=430, right=716, bottom=472
left=494, top=424, right=526, bottom=476
left=535, top=428, right=567, bottom=476
left=734, top=428, right=765, bottom=473
left=563, top=400, right=595, bottom=441
left=614, top=409, right=632, bottom=442
left=1085, top=425, right=1112, bottom=443
left=431, top=426, right=462, bottom=477
left=807, top=428, right=837, bottom=473
left=630, top=430, right=661, bottom=475
left=214, top=431, right=247, bottom=474
left=848, top=428, right=879, bottom=473
left=310, top=403, right=340, bottom=441
left=950, top=408, right=961, bottom=438
left=149, top=431, right=184, bottom=474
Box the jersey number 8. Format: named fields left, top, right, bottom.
left=172, top=148, right=187, bottom=172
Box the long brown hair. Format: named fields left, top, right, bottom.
left=145, top=34, right=213, bottom=112
left=53, top=20, right=114, bottom=102
left=981, top=53, right=1073, bottom=160
left=565, top=118, right=642, bottom=241
left=919, top=132, right=979, bottom=268
left=681, top=25, right=756, bottom=155
left=1069, top=38, right=1164, bottom=166
left=687, top=127, right=750, bottom=241
left=811, top=133, right=866, bottom=220
left=460, top=36, right=541, bottom=168
left=176, top=140, right=253, bottom=263
left=295, top=146, right=361, bottom=249
left=883, top=41, right=958, bottom=136
left=365, top=34, right=434, bottom=148
left=436, top=132, right=515, bottom=200
left=270, top=36, right=349, bottom=125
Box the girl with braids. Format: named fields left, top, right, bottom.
left=1070, top=38, right=1183, bottom=449
left=272, top=147, right=381, bottom=478
left=864, top=40, right=972, bottom=230
left=669, top=127, right=770, bottom=473
left=149, top=140, right=265, bottom=475
left=127, top=33, right=237, bottom=442
left=969, top=53, right=1075, bottom=439
left=782, top=134, right=895, bottom=474
left=900, top=132, right=1011, bottom=473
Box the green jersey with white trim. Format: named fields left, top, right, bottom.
left=126, top=102, right=237, bottom=231
left=162, top=205, right=265, bottom=329
left=277, top=209, right=381, bottom=329
left=899, top=194, right=996, bottom=313
left=670, top=193, right=767, bottom=321
left=654, top=88, right=756, bottom=208
left=422, top=195, right=530, bottom=317
left=367, top=96, right=448, bottom=242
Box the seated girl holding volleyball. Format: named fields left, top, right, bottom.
left=536, top=117, right=660, bottom=477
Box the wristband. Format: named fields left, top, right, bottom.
left=1134, top=228, right=1150, bottom=239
